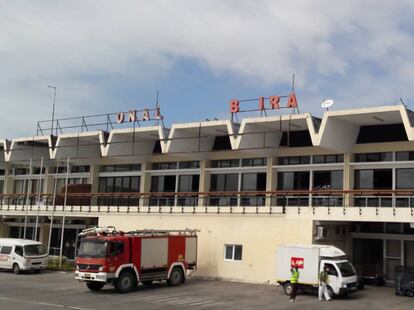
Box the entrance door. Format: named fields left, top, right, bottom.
left=353, top=238, right=383, bottom=280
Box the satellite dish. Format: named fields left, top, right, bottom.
left=321, top=99, right=334, bottom=110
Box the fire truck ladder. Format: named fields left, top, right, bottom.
left=126, top=228, right=199, bottom=236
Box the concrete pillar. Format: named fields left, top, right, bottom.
left=266, top=156, right=276, bottom=207
left=343, top=153, right=352, bottom=208
left=140, top=163, right=151, bottom=206
left=0, top=224, right=10, bottom=238
left=90, top=165, right=100, bottom=193
left=41, top=223, right=50, bottom=245
left=198, top=160, right=209, bottom=207
left=4, top=169, right=14, bottom=194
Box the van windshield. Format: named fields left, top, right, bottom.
left=78, top=240, right=107, bottom=258
left=337, top=262, right=356, bottom=277
left=24, top=244, right=47, bottom=256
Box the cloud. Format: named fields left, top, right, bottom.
left=1, top=0, right=414, bottom=137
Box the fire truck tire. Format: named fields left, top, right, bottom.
left=167, top=267, right=184, bottom=286
left=115, top=271, right=136, bottom=293
left=12, top=263, right=20, bottom=275
left=86, top=282, right=105, bottom=291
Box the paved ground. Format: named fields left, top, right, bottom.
left=0, top=271, right=412, bottom=309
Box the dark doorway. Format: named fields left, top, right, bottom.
left=353, top=238, right=383, bottom=284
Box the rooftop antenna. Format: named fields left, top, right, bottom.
left=321, top=99, right=334, bottom=111
left=400, top=98, right=406, bottom=108
left=291, top=74, right=295, bottom=93
left=48, top=85, right=57, bottom=135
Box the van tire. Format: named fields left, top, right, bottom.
left=327, top=286, right=335, bottom=299
left=283, top=283, right=292, bottom=296
left=12, top=263, right=20, bottom=275
left=115, top=271, right=136, bottom=293
left=167, top=267, right=184, bottom=286
left=86, top=282, right=105, bottom=291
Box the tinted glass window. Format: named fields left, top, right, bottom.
left=397, top=169, right=414, bottom=189
left=0, top=246, right=12, bottom=254
left=277, top=172, right=309, bottom=190
left=14, top=246, right=23, bottom=256
left=234, top=245, right=243, bottom=261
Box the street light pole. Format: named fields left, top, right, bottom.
left=48, top=85, right=57, bottom=135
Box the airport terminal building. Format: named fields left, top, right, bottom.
left=0, top=95, right=413, bottom=284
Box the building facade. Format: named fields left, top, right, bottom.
left=0, top=104, right=414, bottom=283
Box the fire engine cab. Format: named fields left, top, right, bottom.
left=74, top=226, right=198, bottom=293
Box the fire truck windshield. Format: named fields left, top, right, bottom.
left=78, top=240, right=108, bottom=258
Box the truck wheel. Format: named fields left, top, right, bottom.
left=327, top=286, right=335, bottom=299
left=408, top=290, right=414, bottom=297
left=167, top=267, right=184, bottom=286
left=283, top=283, right=292, bottom=296
left=12, top=264, right=20, bottom=275
left=86, top=282, right=105, bottom=292
left=115, top=271, right=136, bottom=293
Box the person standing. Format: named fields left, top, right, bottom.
left=319, top=265, right=332, bottom=301
left=289, top=266, right=300, bottom=302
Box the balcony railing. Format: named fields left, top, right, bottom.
left=1, top=190, right=414, bottom=215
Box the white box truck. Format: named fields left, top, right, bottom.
left=276, top=244, right=358, bottom=298
left=0, top=238, right=49, bottom=274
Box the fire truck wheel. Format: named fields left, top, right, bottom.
left=12, top=263, right=20, bottom=275
left=115, top=271, right=136, bottom=293
left=167, top=267, right=184, bottom=286
left=86, top=282, right=105, bottom=291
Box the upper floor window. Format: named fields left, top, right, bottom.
left=100, top=164, right=141, bottom=172
left=313, top=154, right=344, bottom=164
left=396, top=152, right=414, bottom=161
left=211, top=159, right=240, bottom=168
left=52, top=165, right=91, bottom=174
left=178, top=161, right=200, bottom=169
left=241, top=158, right=267, bottom=167
left=354, top=152, right=392, bottom=162
left=152, top=162, right=177, bottom=170
left=278, top=156, right=310, bottom=165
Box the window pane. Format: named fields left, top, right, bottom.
left=225, top=245, right=233, bottom=260
left=397, top=169, right=414, bottom=189
left=130, top=177, right=140, bottom=192
left=178, top=175, right=191, bottom=192
left=396, top=152, right=410, bottom=161
left=242, top=174, right=257, bottom=191
left=234, top=245, right=243, bottom=261
left=225, top=174, right=238, bottom=191
left=0, top=246, right=12, bottom=254
left=164, top=176, right=176, bottom=192
left=331, top=171, right=343, bottom=190
left=355, top=170, right=373, bottom=189
left=313, top=155, right=324, bottom=164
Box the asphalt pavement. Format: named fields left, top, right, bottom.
left=0, top=271, right=412, bottom=309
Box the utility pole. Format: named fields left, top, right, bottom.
left=48, top=86, right=57, bottom=135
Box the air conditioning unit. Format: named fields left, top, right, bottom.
left=316, top=226, right=327, bottom=240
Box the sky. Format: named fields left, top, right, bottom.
left=1, top=0, right=414, bottom=137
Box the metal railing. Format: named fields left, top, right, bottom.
left=1, top=190, right=414, bottom=215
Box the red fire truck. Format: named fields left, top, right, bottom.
left=74, top=226, right=198, bottom=293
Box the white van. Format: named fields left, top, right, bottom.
left=0, top=238, right=49, bottom=274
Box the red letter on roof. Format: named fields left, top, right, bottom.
left=230, top=99, right=240, bottom=113
left=269, top=96, right=280, bottom=109
left=287, top=93, right=298, bottom=108
left=258, top=97, right=265, bottom=110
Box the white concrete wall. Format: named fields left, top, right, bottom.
left=98, top=214, right=313, bottom=283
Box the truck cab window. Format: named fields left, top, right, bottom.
left=325, top=263, right=338, bottom=276
left=110, top=242, right=124, bottom=256
left=15, top=246, right=23, bottom=257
